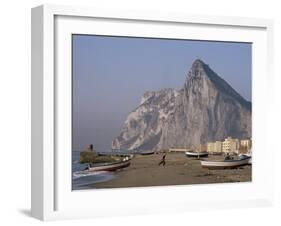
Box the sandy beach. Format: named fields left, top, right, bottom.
left=91, top=152, right=251, bottom=189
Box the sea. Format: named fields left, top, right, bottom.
left=72, top=151, right=116, bottom=190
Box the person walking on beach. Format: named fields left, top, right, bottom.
left=158, top=153, right=167, bottom=166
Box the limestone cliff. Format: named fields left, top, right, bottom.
left=112, top=59, right=251, bottom=151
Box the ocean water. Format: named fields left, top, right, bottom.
left=72, top=151, right=116, bottom=190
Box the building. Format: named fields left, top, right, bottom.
left=207, top=137, right=251, bottom=154
left=214, top=141, right=222, bottom=152
left=240, top=139, right=252, bottom=149
left=222, top=137, right=239, bottom=153
left=207, top=141, right=222, bottom=153
left=239, top=139, right=252, bottom=153
left=207, top=142, right=215, bottom=153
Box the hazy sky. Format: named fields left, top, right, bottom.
left=72, top=35, right=252, bottom=152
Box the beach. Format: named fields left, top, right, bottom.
left=90, top=152, right=251, bottom=189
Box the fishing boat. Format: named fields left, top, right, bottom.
left=239, top=152, right=252, bottom=164
left=200, top=155, right=251, bottom=169
left=140, top=150, right=155, bottom=155
left=185, top=151, right=208, bottom=158
left=85, top=159, right=131, bottom=172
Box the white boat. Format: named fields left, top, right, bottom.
left=201, top=156, right=251, bottom=169
left=85, top=159, right=131, bottom=172
left=185, top=151, right=208, bottom=158
left=239, top=152, right=252, bottom=164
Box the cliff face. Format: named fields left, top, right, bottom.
left=112, top=59, right=251, bottom=151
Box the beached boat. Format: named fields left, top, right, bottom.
left=85, top=159, right=131, bottom=172
left=140, top=151, right=155, bottom=155
left=239, top=153, right=252, bottom=164
left=200, top=155, right=251, bottom=169
left=185, top=151, right=208, bottom=158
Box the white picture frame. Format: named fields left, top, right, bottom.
left=31, top=4, right=274, bottom=221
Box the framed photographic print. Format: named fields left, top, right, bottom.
left=31, top=4, right=274, bottom=220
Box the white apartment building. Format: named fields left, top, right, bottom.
left=207, top=141, right=222, bottom=153
left=240, top=139, right=252, bottom=149
left=207, top=137, right=241, bottom=153
left=222, top=137, right=240, bottom=153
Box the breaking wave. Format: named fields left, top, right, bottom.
left=73, top=170, right=109, bottom=179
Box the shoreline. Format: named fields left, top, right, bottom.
left=76, top=152, right=251, bottom=189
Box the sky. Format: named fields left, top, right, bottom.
left=72, top=35, right=252, bottom=152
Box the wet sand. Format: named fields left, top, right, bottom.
left=91, top=152, right=251, bottom=189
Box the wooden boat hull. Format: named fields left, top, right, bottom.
left=185, top=151, right=208, bottom=158
left=201, top=156, right=251, bottom=169
left=87, top=160, right=131, bottom=172
left=140, top=151, right=154, bottom=155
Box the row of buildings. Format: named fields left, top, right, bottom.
left=206, top=137, right=251, bottom=154
left=168, top=137, right=252, bottom=154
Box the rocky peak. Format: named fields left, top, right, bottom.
left=186, top=59, right=206, bottom=81
left=112, top=59, right=252, bottom=152
left=191, top=59, right=205, bottom=72
left=185, top=59, right=251, bottom=110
